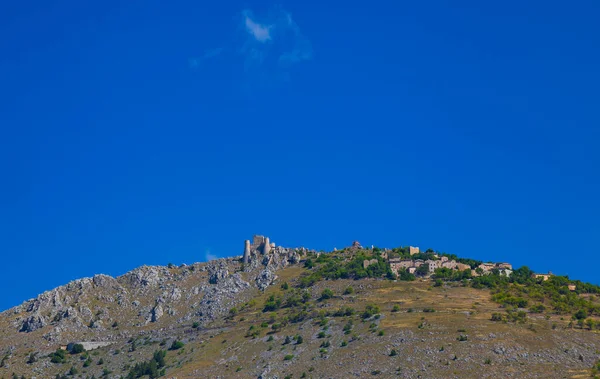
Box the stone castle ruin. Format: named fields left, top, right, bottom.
left=243, top=235, right=276, bottom=264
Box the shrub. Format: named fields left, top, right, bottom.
left=26, top=352, right=37, bottom=364
left=284, top=354, right=294, bottom=361
left=344, top=286, right=354, bottom=295
left=423, top=308, right=435, bottom=313
left=491, top=313, right=503, bottom=322
left=392, top=305, right=400, bottom=312
left=281, top=282, right=289, bottom=290
left=169, top=340, right=185, bottom=350
left=70, top=344, right=85, bottom=354
left=263, top=295, right=282, bottom=312
left=362, top=304, right=381, bottom=319
left=320, top=288, right=334, bottom=300
left=317, top=331, right=326, bottom=339
left=192, top=322, right=199, bottom=329
left=333, top=307, right=355, bottom=317
left=530, top=304, right=546, bottom=313
left=49, top=349, right=67, bottom=364
left=126, top=350, right=166, bottom=378
left=378, top=330, right=385, bottom=336
left=574, top=309, right=588, bottom=320
left=296, top=335, right=303, bottom=344
left=390, top=349, right=397, bottom=356
left=457, top=335, right=468, bottom=342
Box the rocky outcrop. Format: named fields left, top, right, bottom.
left=150, top=305, right=163, bottom=323
left=256, top=268, right=277, bottom=291
left=208, top=261, right=230, bottom=284
left=19, top=314, right=46, bottom=333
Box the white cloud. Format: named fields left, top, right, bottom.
left=240, top=9, right=312, bottom=70
left=204, top=249, right=218, bottom=262
left=190, top=8, right=311, bottom=82
left=244, top=12, right=272, bottom=43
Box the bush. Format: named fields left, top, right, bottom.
left=284, top=354, right=294, bottom=361
left=169, top=340, right=185, bottom=350
left=390, top=349, right=397, bottom=356
left=574, top=309, right=588, bottom=320
left=49, top=349, right=67, bottom=364
left=491, top=313, right=503, bottom=322
left=392, top=305, right=400, bottom=312
left=457, top=335, right=468, bottom=342
left=344, top=286, right=354, bottom=295
left=126, top=350, right=166, bottom=378
left=70, top=344, right=85, bottom=354
left=530, top=304, right=546, bottom=313
left=423, top=308, right=435, bottom=313
left=281, top=282, right=289, bottom=290
left=192, top=322, right=199, bottom=329
left=320, top=288, right=334, bottom=300
left=362, top=304, right=381, bottom=319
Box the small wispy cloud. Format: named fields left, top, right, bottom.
left=240, top=8, right=312, bottom=72
left=190, top=7, right=312, bottom=83
left=244, top=12, right=272, bottom=43
left=189, top=47, right=225, bottom=69
left=204, top=249, right=218, bottom=262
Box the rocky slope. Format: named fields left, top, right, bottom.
left=0, top=238, right=598, bottom=379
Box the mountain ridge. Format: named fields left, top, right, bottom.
left=1, top=236, right=599, bottom=378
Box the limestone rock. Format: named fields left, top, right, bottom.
left=256, top=268, right=277, bottom=291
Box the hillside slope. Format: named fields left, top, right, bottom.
left=0, top=238, right=599, bottom=379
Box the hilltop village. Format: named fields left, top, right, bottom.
left=241, top=236, right=560, bottom=284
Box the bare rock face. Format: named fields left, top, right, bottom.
left=196, top=271, right=251, bottom=326
left=123, top=266, right=166, bottom=288
left=19, top=314, right=46, bottom=333
left=256, top=268, right=278, bottom=291
left=208, top=261, right=230, bottom=284
left=150, top=305, right=163, bottom=323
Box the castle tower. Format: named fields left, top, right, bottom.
left=243, top=240, right=251, bottom=264
left=263, top=237, right=271, bottom=255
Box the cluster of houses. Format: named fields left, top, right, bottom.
left=363, top=245, right=514, bottom=278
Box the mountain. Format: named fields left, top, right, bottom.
left=1, top=236, right=599, bottom=379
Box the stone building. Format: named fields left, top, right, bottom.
left=409, top=246, right=420, bottom=256
left=363, top=259, right=378, bottom=269
left=243, top=235, right=277, bottom=264
left=533, top=272, right=553, bottom=281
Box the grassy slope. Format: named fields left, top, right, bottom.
left=167, top=265, right=600, bottom=379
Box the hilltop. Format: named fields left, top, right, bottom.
left=0, top=236, right=599, bottom=379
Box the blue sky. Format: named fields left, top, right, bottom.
left=1, top=0, right=599, bottom=311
